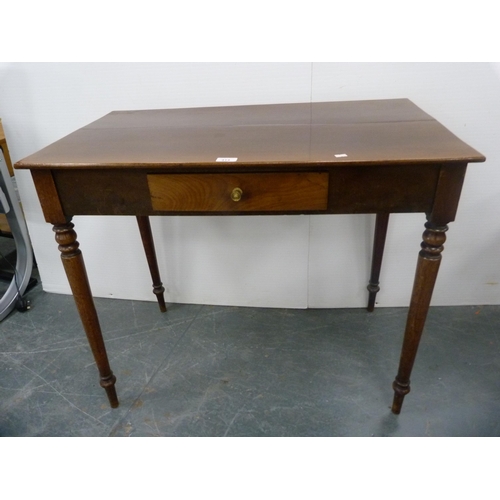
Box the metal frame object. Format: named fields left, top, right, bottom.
left=0, top=149, right=33, bottom=320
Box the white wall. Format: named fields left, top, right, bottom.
left=1, top=62, right=499, bottom=309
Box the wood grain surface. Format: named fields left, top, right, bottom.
left=148, top=172, right=329, bottom=212
left=15, top=100, right=485, bottom=170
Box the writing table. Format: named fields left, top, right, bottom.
left=15, top=99, right=485, bottom=414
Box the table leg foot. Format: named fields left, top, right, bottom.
left=53, top=220, right=119, bottom=408
left=100, top=373, right=119, bottom=408
left=391, top=221, right=448, bottom=414
left=367, top=213, right=390, bottom=312
left=137, top=216, right=167, bottom=313
left=366, top=283, right=380, bottom=312
left=391, top=378, right=410, bottom=414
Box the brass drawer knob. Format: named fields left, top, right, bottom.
left=231, top=187, right=243, bottom=202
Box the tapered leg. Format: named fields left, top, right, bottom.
left=367, top=213, right=390, bottom=312
left=53, top=220, right=118, bottom=408
left=391, top=222, right=448, bottom=414
left=136, top=216, right=167, bottom=312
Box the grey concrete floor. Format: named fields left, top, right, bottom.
left=1, top=268, right=499, bottom=437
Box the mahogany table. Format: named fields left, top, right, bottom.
left=15, top=99, right=485, bottom=414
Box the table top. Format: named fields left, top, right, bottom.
left=16, top=99, right=485, bottom=170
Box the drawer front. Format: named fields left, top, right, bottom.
left=147, top=172, right=329, bottom=212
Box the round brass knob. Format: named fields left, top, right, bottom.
left=231, top=187, right=243, bottom=202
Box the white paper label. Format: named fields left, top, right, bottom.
left=335, top=154, right=348, bottom=158
left=216, top=157, right=238, bottom=162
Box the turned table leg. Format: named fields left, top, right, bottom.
left=391, top=221, right=448, bottom=414
left=367, top=213, right=390, bottom=312
left=53, top=220, right=119, bottom=408
left=136, top=216, right=167, bottom=312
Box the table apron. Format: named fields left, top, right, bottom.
left=42, top=163, right=446, bottom=218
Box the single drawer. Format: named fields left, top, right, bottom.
left=147, top=172, right=329, bottom=212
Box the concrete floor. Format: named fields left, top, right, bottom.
left=1, top=263, right=499, bottom=436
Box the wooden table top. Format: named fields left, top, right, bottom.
left=15, top=99, right=485, bottom=170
